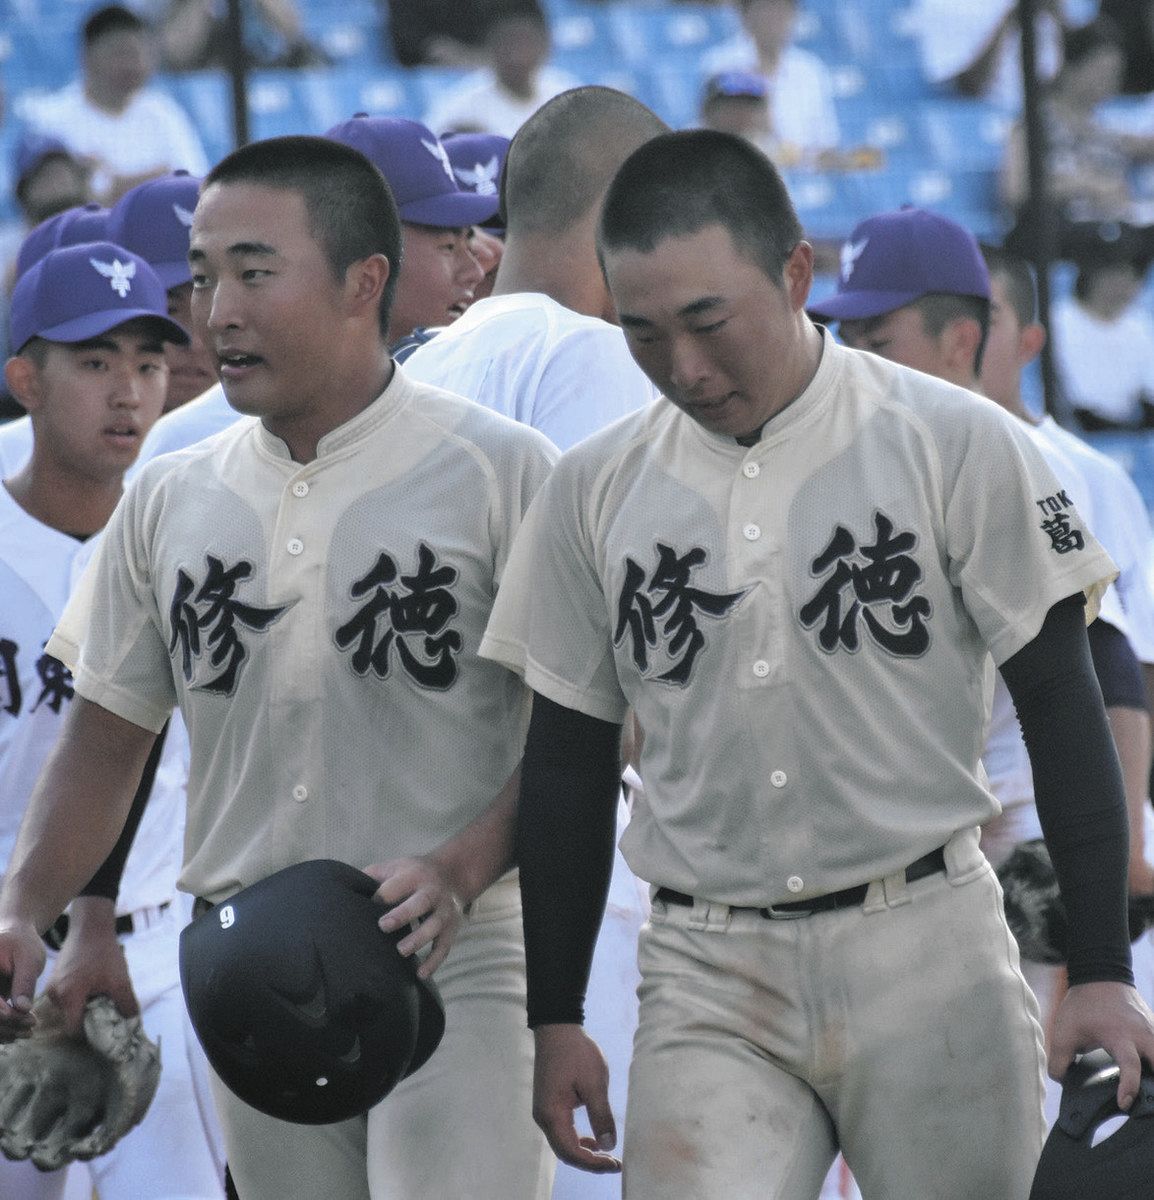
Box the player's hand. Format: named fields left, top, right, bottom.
left=364, top=856, right=463, bottom=979
left=1049, top=981, right=1154, bottom=1110
left=532, top=1023, right=621, bottom=1175
left=0, top=918, right=47, bottom=1040
left=44, top=898, right=139, bottom=1037
left=1128, top=855, right=1154, bottom=897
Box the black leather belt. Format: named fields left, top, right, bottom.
left=655, top=846, right=948, bottom=920
left=42, top=901, right=171, bottom=951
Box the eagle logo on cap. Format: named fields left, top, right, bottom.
left=840, top=237, right=868, bottom=282
left=90, top=256, right=136, bottom=298
left=420, top=137, right=456, bottom=183
left=173, top=203, right=195, bottom=228
left=453, top=156, right=500, bottom=197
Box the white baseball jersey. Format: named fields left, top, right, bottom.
left=481, top=333, right=1115, bottom=907
left=50, top=368, right=557, bottom=903
left=0, top=416, right=32, bottom=478
left=129, top=383, right=247, bottom=479
left=0, top=484, right=183, bottom=914
left=402, top=293, right=659, bottom=452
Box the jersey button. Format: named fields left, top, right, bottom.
left=287, top=538, right=304, bottom=556
left=742, top=462, right=760, bottom=479
left=292, top=481, right=310, bottom=498
left=743, top=523, right=761, bottom=541
left=752, top=660, right=770, bottom=678
left=292, top=784, right=308, bottom=802
left=786, top=875, right=804, bottom=893
left=770, top=770, right=787, bottom=788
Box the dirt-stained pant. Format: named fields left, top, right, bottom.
left=211, top=873, right=554, bottom=1200
left=622, top=828, right=1048, bottom=1200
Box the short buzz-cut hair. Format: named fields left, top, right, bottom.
left=597, top=129, right=804, bottom=285
left=980, top=243, right=1037, bottom=327
left=83, top=4, right=147, bottom=46
left=499, top=86, right=668, bottom=238
left=912, top=292, right=992, bottom=375
left=202, top=135, right=403, bottom=338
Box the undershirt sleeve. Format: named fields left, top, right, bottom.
left=1086, top=618, right=1148, bottom=711
left=515, top=694, right=623, bottom=1027
left=77, top=721, right=168, bottom=902
left=1000, top=597, right=1134, bottom=986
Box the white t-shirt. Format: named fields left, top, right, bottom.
left=0, top=417, right=32, bottom=479
left=914, top=0, right=1062, bottom=109
left=25, top=80, right=209, bottom=196
left=423, top=66, right=579, bottom=138
left=0, top=486, right=183, bottom=912
left=402, top=292, right=658, bottom=452
left=698, top=42, right=840, bottom=156
left=129, top=383, right=247, bottom=478
left=1052, top=298, right=1154, bottom=427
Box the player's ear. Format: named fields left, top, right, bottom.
left=3, top=354, right=42, bottom=414
left=784, top=240, right=815, bottom=312
left=344, top=254, right=390, bottom=321
left=1018, top=321, right=1046, bottom=368
left=944, top=317, right=983, bottom=378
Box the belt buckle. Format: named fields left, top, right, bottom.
left=759, top=902, right=813, bottom=921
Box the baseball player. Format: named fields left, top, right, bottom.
left=809, top=211, right=1154, bottom=1155
left=0, top=204, right=112, bottom=479
left=0, top=241, right=224, bottom=1199
left=128, top=118, right=494, bottom=471
left=0, top=135, right=557, bottom=1200
left=479, top=130, right=1154, bottom=1199
left=403, top=85, right=667, bottom=1200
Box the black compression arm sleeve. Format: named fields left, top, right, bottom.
left=516, top=694, right=623, bottom=1028
left=1086, top=618, right=1149, bottom=711
left=78, top=721, right=168, bottom=902
left=1000, top=597, right=1133, bottom=986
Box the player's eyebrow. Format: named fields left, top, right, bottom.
left=187, top=241, right=279, bottom=264
left=618, top=295, right=725, bottom=329
left=66, top=336, right=119, bottom=353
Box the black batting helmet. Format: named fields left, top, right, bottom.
left=1030, top=1049, right=1154, bottom=1199
left=179, top=858, right=445, bottom=1124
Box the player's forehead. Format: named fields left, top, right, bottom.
left=189, top=181, right=317, bottom=261
left=605, top=224, right=769, bottom=322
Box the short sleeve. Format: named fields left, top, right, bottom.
left=944, top=406, right=1117, bottom=665
left=47, top=480, right=177, bottom=732
left=480, top=457, right=628, bottom=724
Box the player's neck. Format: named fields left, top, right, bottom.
left=4, top=461, right=123, bottom=537
left=492, top=231, right=609, bottom=319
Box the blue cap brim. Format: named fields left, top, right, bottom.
left=28, top=309, right=190, bottom=349
left=398, top=189, right=501, bottom=228
left=807, top=288, right=929, bottom=322
left=152, top=260, right=194, bottom=289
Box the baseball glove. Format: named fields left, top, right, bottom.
left=997, top=838, right=1154, bottom=964
left=0, top=993, right=161, bottom=1171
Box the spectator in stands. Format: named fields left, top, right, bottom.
left=1100, top=0, right=1154, bottom=96
left=1001, top=17, right=1154, bottom=252
left=700, top=0, right=840, bottom=168
left=386, top=0, right=524, bottom=68
left=915, top=0, right=1065, bottom=110
left=698, top=70, right=772, bottom=147
left=157, top=0, right=329, bottom=71
left=25, top=5, right=209, bottom=205
left=1051, top=225, right=1154, bottom=432
left=423, top=4, right=579, bottom=138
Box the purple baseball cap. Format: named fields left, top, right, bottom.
left=441, top=132, right=508, bottom=230
left=10, top=241, right=190, bottom=353
left=808, top=207, right=990, bottom=323
left=324, top=115, right=498, bottom=228
left=107, top=170, right=202, bottom=289
left=15, top=203, right=111, bottom=280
